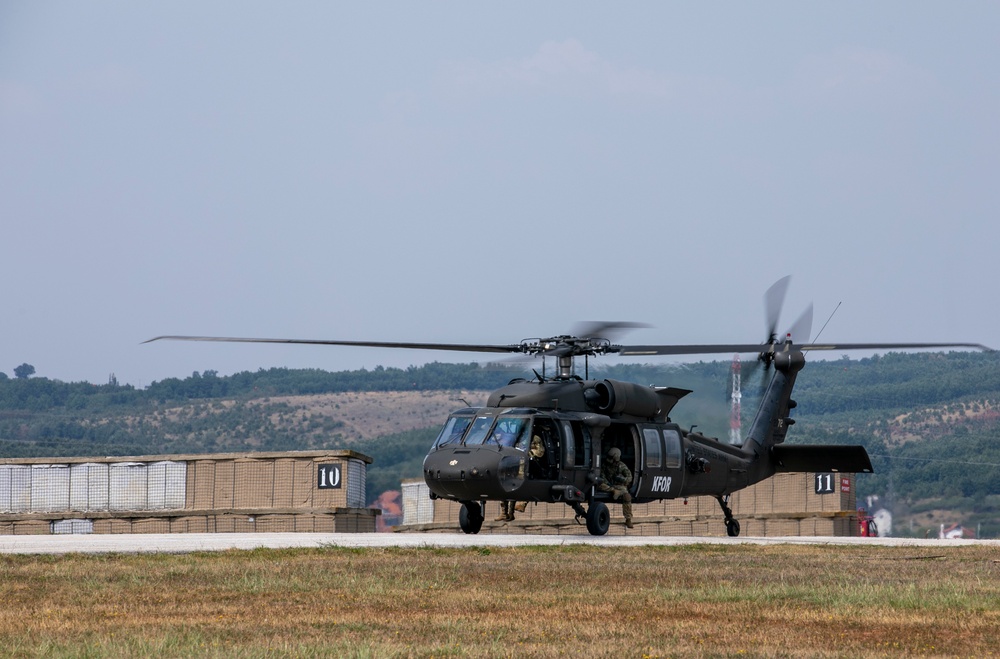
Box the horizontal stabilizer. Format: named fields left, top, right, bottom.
left=654, top=387, right=692, bottom=417
left=771, top=445, right=874, bottom=473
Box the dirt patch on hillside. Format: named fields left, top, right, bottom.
left=104, top=390, right=492, bottom=452
left=882, top=399, right=1000, bottom=445
left=245, top=390, right=491, bottom=441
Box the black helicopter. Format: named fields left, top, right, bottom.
left=145, top=278, right=989, bottom=536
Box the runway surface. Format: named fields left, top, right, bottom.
left=2, top=532, right=997, bottom=554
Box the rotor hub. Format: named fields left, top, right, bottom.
left=518, top=336, right=614, bottom=358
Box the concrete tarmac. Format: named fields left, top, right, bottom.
left=1, top=532, right=997, bottom=555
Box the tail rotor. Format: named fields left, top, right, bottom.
left=751, top=276, right=812, bottom=395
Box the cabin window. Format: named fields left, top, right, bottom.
left=643, top=428, right=662, bottom=468
left=562, top=421, right=576, bottom=466
left=663, top=429, right=682, bottom=468
left=433, top=416, right=472, bottom=449
left=463, top=416, right=495, bottom=446
left=571, top=421, right=591, bottom=467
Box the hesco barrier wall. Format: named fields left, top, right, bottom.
left=0, top=450, right=377, bottom=535
left=400, top=472, right=859, bottom=536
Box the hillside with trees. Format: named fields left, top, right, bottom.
left=1, top=352, right=998, bottom=536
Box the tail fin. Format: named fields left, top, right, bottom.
left=743, top=348, right=805, bottom=454
left=742, top=347, right=805, bottom=484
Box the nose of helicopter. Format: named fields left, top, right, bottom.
left=422, top=446, right=525, bottom=500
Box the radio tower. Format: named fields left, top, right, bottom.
left=729, top=354, right=742, bottom=444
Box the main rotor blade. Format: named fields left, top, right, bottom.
left=616, top=340, right=991, bottom=357
left=570, top=321, right=651, bottom=341
left=143, top=335, right=520, bottom=354
left=800, top=342, right=993, bottom=352
left=616, top=344, right=774, bottom=356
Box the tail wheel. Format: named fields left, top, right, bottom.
left=459, top=501, right=483, bottom=534
left=585, top=501, right=610, bottom=536
left=726, top=519, right=741, bottom=537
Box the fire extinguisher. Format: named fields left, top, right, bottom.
left=858, top=508, right=878, bottom=537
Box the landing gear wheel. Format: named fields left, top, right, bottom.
left=585, top=501, right=610, bottom=536
left=716, top=495, right=740, bottom=538
left=459, top=501, right=483, bottom=534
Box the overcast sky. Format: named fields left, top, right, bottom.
left=2, top=2, right=998, bottom=386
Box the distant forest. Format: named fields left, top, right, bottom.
left=2, top=351, right=999, bottom=536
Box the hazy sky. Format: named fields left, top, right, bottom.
left=2, top=3, right=998, bottom=386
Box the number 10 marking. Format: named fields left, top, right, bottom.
left=318, top=464, right=342, bottom=489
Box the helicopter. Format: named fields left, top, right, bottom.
left=145, top=278, right=990, bottom=536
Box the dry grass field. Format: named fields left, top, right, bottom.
left=1, top=543, right=998, bottom=658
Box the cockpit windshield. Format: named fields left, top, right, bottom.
left=433, top=414, right=533, bottom=449
left=461, top=416, right=495, bottom=446
left=432, top=415, right=473, bottom=449
left=488, top=417, right=531, bottom=448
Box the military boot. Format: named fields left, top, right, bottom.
left=495, top=501, right=513, bottom=522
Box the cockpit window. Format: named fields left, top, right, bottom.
left=432, top=416, right=472, bottom=449
left=489, top=417, right=531, bottom=448
left=462, top=416, right=495, bottom=446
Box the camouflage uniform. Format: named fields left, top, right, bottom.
left=598, top=448, right=634, bottom=527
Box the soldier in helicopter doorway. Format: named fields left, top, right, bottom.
left=598, top=447, right=634, bottom=528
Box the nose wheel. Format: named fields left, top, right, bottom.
left=716, top=495, right=741, bottom=537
